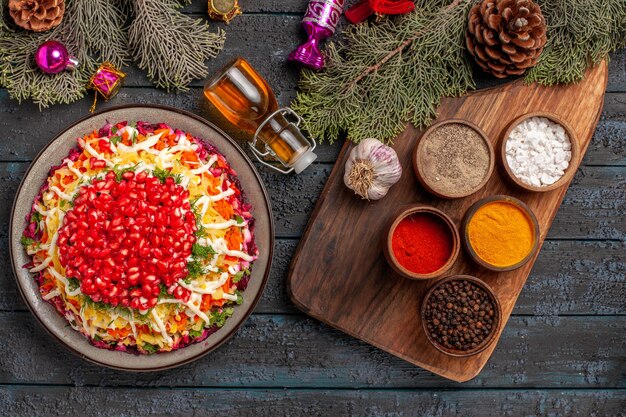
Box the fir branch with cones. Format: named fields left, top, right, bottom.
left=0, top=0, right=225, bottom=107
left=293, top=0, right=626, bottom=144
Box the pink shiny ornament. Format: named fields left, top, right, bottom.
left=35, top=41, right=79, bottom=74
left=289, top=0, right=345, bottom=70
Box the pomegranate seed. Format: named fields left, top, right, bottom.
left=127, top=272, right=140, bottom=286
left=172, top=270, right=187, bottom=281
left=150, top=235, right=162, bottom=247
left=57, top=169, right=197, bottom=310
left=142, top=284, right=153, bottom=298
left=135, top=171, right=147, bottom=183
left=173, top=286, right=185, bottom=299
left=96, top=277, right=106, bottom=290
left=143, top=275, right=158, bottom=285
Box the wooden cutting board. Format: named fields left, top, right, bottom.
left=287, top=62, right=608, bottom=382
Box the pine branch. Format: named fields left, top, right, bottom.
left=525, top=0, right=626, bottom=85
left=0, top=1, right=8, bottom=86
left=0, top=1, right=7, bottom=33
left=293, top=0, right=626, bottom=144
left=292, top=0, right=475, bottom=144
left=0, top=0, right=129, bottom=107
left=74, top=0, right=130, bottom=68
left=345, top=0, right=463, bottom=92
left=128, top=0, right=225, bottom=91
left=0, top=0, right=225, bottom=106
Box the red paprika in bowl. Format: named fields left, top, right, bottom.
left=383, top=206, right=460, bottom=280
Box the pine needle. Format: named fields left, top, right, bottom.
left=0, top=0, right=128, bottom=107
left=293, top=0, right=626, bottom=144
left=525, top=0, right=626, bottom=85
left=0, top=0, right=226, bottom=106
left=128, top=0, right=225, bottom=91
left=292, top=0, right=475, bottom=144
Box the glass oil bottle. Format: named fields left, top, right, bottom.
left=204, top=57, right=317, bottom=174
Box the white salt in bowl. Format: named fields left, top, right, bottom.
left=500, top=112, right=580, bottom=193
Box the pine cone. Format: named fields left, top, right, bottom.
left=466, top=0, right=547, bottom=78
left=8, top=0, right=65, bottom=32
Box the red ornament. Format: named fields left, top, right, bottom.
left=345, top=0, right=415, bottom=24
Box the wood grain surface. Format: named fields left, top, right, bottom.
left=288, top=62, right=609, bottom=382
left=0, top=0, right=624, bottom=415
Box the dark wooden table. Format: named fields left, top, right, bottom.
left=1, top=1, right=624, bottom=415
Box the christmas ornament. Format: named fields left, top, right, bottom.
left=8, top=0, right=65, bottom=32
left=345, top=0, right=414, bottom=24
left=289, top=0, right=345, bottom=71
left=207, top=0, right=241, bottom=24
left=1, top=0, right=225, bottom=108
left=466, top=0, right=547, bottom=79
left=88, top=63, right=126, bottom=112
left=34, top=40, right=78, bottom=74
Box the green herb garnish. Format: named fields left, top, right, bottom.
left=68, top=277, right=80, bottom=291
left=83, top=296, right=116, bottom=312
left=20, top=236, right=35, bottom=247
left=186, top=260, right=205, bottom=279
left=158, top=285, right=170, bottom=300
left=192, top=243, right=216, bottom=259
left=31, top=211, right=43, bottom=234
left=210, top=307, right=234, bottom=328
left=112, top=163, right=139, bottom=182
left=233, top=269, right=250, bottom=284
left=190, top=196, right=201, bottom=206
left=152, top=167, right=182, bottom=184
left=142, top=343, right=159, bottom=354
left=188, top=329, right=204, bottom=338
left=136, top=311, right=152, bottom=323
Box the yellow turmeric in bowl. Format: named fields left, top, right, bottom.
left=467, top=201, right=535, bottom=268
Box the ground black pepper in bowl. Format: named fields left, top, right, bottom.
left=413, top=120, right=494, bottom=199
left=421, top=275, right=501, bottom=356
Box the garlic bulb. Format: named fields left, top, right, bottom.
left=344, top=138, right=402, bottom=200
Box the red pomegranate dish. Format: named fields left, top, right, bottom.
left=21, top=121, right=258, bottom=354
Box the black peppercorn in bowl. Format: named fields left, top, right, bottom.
left=420, top=275, right=501, bottom=357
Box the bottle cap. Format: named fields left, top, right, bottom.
left=292, top=150, right=318, bottom=174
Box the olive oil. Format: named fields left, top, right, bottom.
left=204, top=58, right=316, bottom=173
